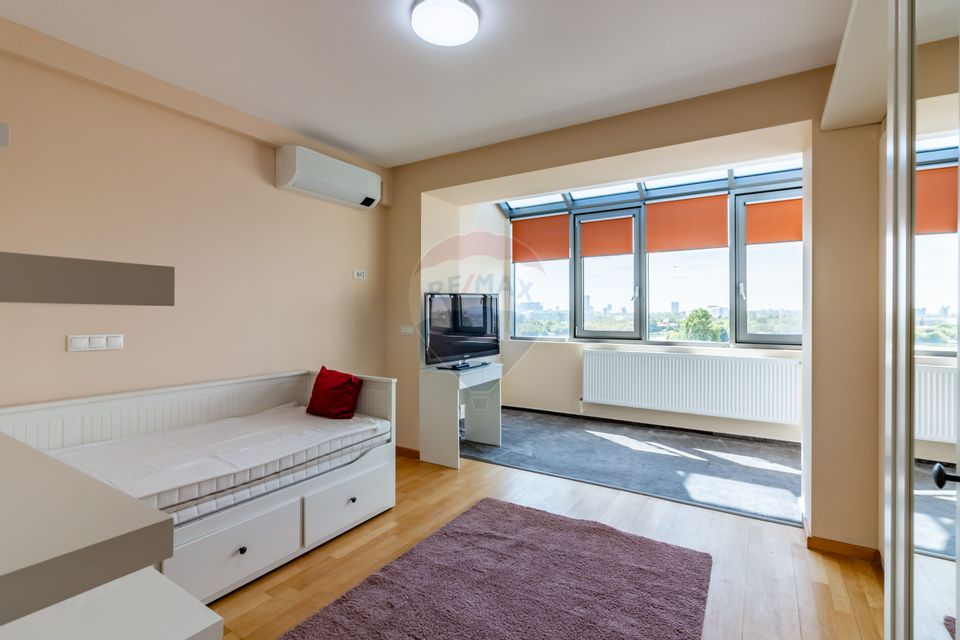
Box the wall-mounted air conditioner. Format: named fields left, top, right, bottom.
left=275, top=145, right=381, bottom=209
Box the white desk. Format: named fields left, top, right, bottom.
left=0, top=434, right=172, bottom=625
left=419, top=363, right=502, bottom=469
left=0, top=568, right=222, bottom=640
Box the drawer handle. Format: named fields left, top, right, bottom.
left=238, top=546, right=248, bottom=555
left=349, top=497, right=357, bottom=504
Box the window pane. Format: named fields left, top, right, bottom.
left=643, top=169, right=727, bottom=190
left=915, top=233, right=958, bottom=351
left=583, top=254, right=634, bottom=332
left=513, top=260, right=570, bottom=337
left=570, top=183, right=638, bottom=200
left=733, top=155, right=803, bottom=177
left=647, top=248, right=729, bottom=342
left=745, top=241, right=803, bottom=336
left=916, top=133, right=960, bottom=152
left=506, top=193, right=564, bottom=209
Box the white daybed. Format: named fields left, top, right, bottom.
left=0, top=370, right=396, bottom=603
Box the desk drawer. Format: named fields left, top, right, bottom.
left=456, top=365, right=501, bottom=389
left=303, top=463, right=393, bottom=547
left=162, top=500, right=300, bottom=601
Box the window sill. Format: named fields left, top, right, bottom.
left=505, top=336, right=801, bottom=359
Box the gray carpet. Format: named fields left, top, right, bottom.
left=461, top=408, right=803, bottom=525
left=915, top=460, right=957, bottom=558
left=461, top=409, right=957, bottom=557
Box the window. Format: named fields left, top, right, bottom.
left=511, top=214, right=570, bottom=338
left=645, top=195, right=730, bottom=342
left=915, top=165, right=958, bottom=352
left=570, top=183, right=639, bottom=200
left=506, top=193, right=564, bottom=209
left=575, top=212, right=638, bottom=337
left=733, top=155, right=803, bottom=177
left=644, top=169, right=728, bottom=190
left=735, top=190, right=803, bottom=344
left=503, top=158, right=804, bottom=346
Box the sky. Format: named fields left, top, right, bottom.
left=516, top=245, right=802, bottom=314
left=915, top=234, right=958, bottom=312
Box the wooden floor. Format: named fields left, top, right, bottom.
left=210, top=456, right=884, bottom=640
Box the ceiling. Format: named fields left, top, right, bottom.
left=0, top=1, right=852, bottom=167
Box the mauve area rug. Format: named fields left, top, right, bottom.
left=280, top=498, right=713, bottom=640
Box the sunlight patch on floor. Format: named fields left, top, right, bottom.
left=683, top=473, right=800, bottom=521
left=915, top=511, right=953, bottom=552
left=585, top=430, right=707, bottom=461
left=915, top=488, right=957, bottom=502
left=696, top=449, right=801, bottom=475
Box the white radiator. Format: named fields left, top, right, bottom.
left=915, top=363, right=957, bottom=443
left=582, top=350, right=802, bottom=425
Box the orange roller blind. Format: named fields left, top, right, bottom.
left=646, top=194, right=728, bottom=253
left=745, top=198, right=802, bottom=245
left=511, top=214, right=570, bottom=263
left=581, top=216, right=633, bottom=257
left=916, top=166, right=958, bottom=234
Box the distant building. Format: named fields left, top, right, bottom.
left=671, top=301, right=680, bottom=314
left=707, top=306, right=730, bottom=319
left=518, top=301, right=543, bottom=312
left=940, top=306, right=952, bottom=318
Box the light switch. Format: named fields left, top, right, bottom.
left=400, top=326, right=415, bottom=336
left=353, top=269, right=367, bottom=280
left=67, top=334, right=123, bottom=352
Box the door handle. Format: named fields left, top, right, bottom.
left=932, top=463, right=960, bottom=488
left=738, top=282, right=747, bottom=301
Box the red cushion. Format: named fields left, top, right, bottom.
left=306, top=367, right=363, bottom=419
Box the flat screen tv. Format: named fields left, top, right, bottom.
left=424, top=293, right=499, bottom=366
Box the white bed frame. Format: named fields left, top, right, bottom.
left=0, top=370, right=397, bottom=603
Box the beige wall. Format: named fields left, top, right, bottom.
left=389, top=67, right=882, bottom=549
left=420, top=198, right=509, bottom=366
left=0, top=52, right=388, bottom=405
left=918, top=38, right=959, bottom=100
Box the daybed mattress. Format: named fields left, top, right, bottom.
left=49, top=403, right=391, bottom=525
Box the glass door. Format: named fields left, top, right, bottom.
left=910, top=1, right=960, bottom=638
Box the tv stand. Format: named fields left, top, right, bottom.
left=437, top=361, right=490, bottom=371
left=419, top=363, right=502, bottom=469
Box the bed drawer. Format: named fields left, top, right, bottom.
left=303, top=463, right=394, bottom=547
left=162, top=500, right=300, bottom=602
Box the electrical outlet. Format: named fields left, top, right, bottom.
left=400, top=326, right=415, bottom=336
left=353, top=269, right=367, bottom=280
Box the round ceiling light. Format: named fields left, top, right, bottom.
left=411, top=0, right=479, bottom=47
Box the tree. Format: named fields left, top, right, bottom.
left=681, top=308, right=721, bottom=342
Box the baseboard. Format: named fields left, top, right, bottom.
left=396, top=447, right=420, bottom=459
left=806, top=535, right=881, bottom=563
